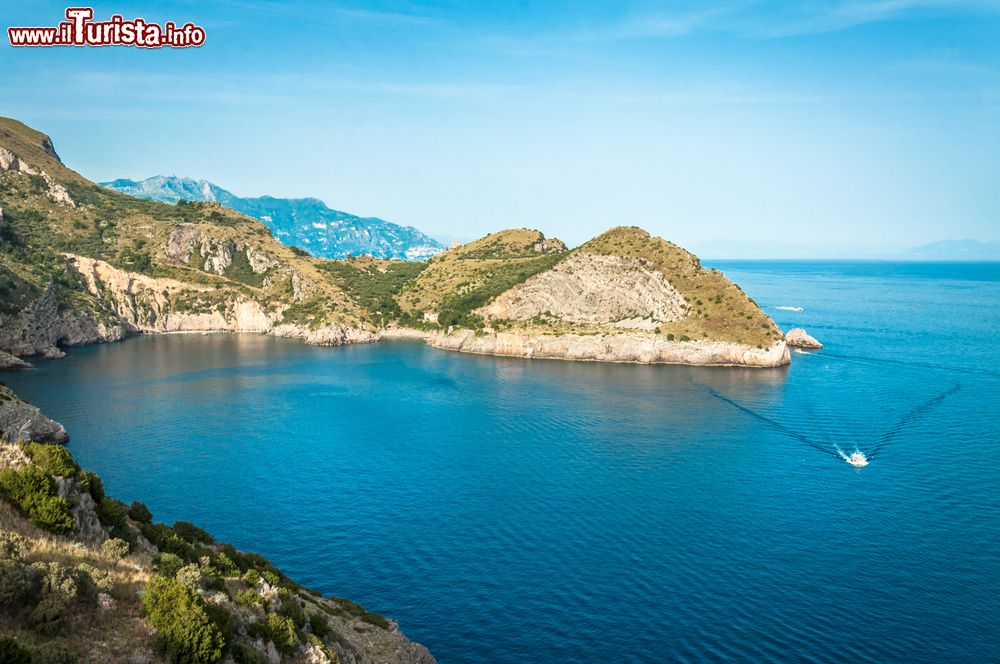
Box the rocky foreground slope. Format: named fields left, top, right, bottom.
left=0, top=394, right=434, bottom=663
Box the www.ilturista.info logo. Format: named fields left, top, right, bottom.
left=7, top=7, right=205, bottom=48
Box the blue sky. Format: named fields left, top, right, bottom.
left=2, top=1, right=999, bottom=255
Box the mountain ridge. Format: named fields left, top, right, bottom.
left=101, top=175, right=444, bottom=262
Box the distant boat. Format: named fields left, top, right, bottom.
left=776, top=306, right=804, bottom=312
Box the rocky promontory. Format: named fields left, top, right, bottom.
left=387, top=328, right=791, bottom=367
left=785, top=328, right=823, bottom=349
left=0, top=385, right=69, bottom=443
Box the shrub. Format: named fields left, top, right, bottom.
left=31, top=642, right=77, bottom=664
left=21, top=442, right=78, bottom=477
left=242, top=569, right=261, bottom=586
left=248, top=613, right=298, bottom=655
left=142, top=523, right=195, bottom=561
left=22, top=493, right=75, bottom=534
left=279, top=596, right=306, bottom=629
left=78, top=471, right=103, bottom=502
left=101, top=537, right=131, bottom=561
left=173, top=521, right=213, bottom=544
left=231, top=643, right=268, bottom=664
left=96, top=497, right=128, bottom=530
left=154, top=552, right=185, bottom=578
left=79, top=563, right=114, bottom=593
left=0, top=559, right=35, bottom=604
left=309, top=612, right=330, bottom=638
left=128, top=500, right=153, bottom=523
left=0, top=528, right=29, bottom=561
left=215, top=551, right=238, bottom=577
left=236, top=588, right=267, bottom=611
left=142, top=576, right=226, bottom=663
left=329, top=596, right=390, bottom=629
left=0, top=465, right=73, bottom=532
left=29, top=562, right=80, bottom=635
left=0, top=637, right=32, bottom=664
left=176, top=563, right=203, bottom=588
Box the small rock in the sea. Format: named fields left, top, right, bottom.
left=785, top=328, right=822, bottom=349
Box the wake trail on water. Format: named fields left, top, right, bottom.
left=867, top=382, right=961, bottom=460
left=705, top=388, right=841, bottom=459
left=820, top=352, right=1000, bottom=379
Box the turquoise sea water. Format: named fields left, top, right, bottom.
left=6, top=261, right=1000, bottom=663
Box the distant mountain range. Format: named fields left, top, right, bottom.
left=903, top=239, right=1000, bottom=261
left=696, top=237, right=1000, bottom=261
left=100, top=175, right=444, bottom=261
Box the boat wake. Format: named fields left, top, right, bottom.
left=866, top=382, right=961, bottom=460
left=706, top=382, right=961, bottom=467
left=705, top=388, right=841, bottom=460
left=776, top=306, right=804, bottom=312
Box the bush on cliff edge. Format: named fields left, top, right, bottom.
left=142, top=575, right=226, bottom=664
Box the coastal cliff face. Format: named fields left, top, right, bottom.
left=477, top=252, right=689, bottom=330
left=388, top=328, right=790, bottom=367
left=63, top=254, right=378, bottom=347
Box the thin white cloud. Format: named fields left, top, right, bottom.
left=755, top=0, right=1000, bottom=37
left=504, top=0, right=1000, bottom=47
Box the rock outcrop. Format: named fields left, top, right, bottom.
left=63, top=254, right=379, bottom=347
left=389, top=328, right=790, bottom=368
left=0, top=349, right=31, bottom=370
left=0, top=145, right=74, bottom=206
left=478, top=252, right=688, bottom=330
left=785, top=328, right=823, bottom=349
left=0, top=279, right=129, bottom=358
left=0, top=385, right=69, bottom=443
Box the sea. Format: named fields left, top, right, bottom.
left=5, top=260, right=999, bottom=663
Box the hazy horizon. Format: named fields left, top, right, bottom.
left=3, top=1, right=999, bottom=254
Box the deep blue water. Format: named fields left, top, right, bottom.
left=6, top=261, right=1000, bottom=663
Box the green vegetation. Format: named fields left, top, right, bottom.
left=317, top=257, right=427, bottom=324
left=0, top=464, right=74, bottom=534
left=20, top=442, right=78, bottom=477
left=222, top=249, right=267, bottom=287
left=0, top=636, right=32, bottom=663
left=100, top=537, right=130, bottom=561
left=142, top=575, right=227, bottom=663
left=248, top=613, right=298, bottom=655
left=327, top=595, right=390, bottom=629
left=397, top=229, right=570, bottom=328
left=127, top=500, right=152, bottom=523
left=434, top=252, right=565, bottom=329
left=173, top=520, right=214, bottom=544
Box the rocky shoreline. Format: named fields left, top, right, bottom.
left=385, top=328, right=791, bottom=368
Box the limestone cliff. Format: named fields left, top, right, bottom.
left=387, top=328, right=790, bottom=368
left=477, top=251, right=689, bottom=330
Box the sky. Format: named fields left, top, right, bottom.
left=2, top=1, right=999, bottom=255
